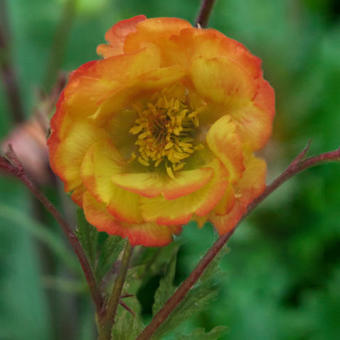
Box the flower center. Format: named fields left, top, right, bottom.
left=129, top=92, right=202, bottom=178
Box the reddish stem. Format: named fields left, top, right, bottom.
left=195, top=0, right=217, bottom=27
left=137, top=145, right=340, bottom=340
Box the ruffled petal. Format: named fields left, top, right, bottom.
left=81, top=139, right=142, bottom=223
left=141, top=159, right=228, bottom=225
left=71, top=185, right=85, bottom=206
left=124, top=17, right=192, bottom=59
left=111, top=166, right=214, bottom=199
left=83, top=191, right=121, bottom=234
left=48, top=120, right=108, bottom=192
left=211, top=155, right=266, bottom=234
left=124, top=222, right=181, bottom=247
left=170, top=28, right=262, bottom=77
left=97, top=15, right=147, bottom=58
left=91, top=64, right=186, bottom=124
left=206, top=115, right=245, bottom=182
left=83, top=191, right=180, bottom=246
left=190, top=56, right=257, bottom=106
left=231, top=102, right=274, bottom=151
left=60, top=46, right=162, bottom=123
left=213, top=185, right=235, bottom=216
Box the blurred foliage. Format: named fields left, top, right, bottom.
left=0, top=0, right=340, bottom=339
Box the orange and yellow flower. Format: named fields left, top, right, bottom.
left=48, top=16, right=275, bottom=247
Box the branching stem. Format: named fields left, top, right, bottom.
left=137, top=145, right=340, bottom=340
left=98, top=242, right=133, bottom=340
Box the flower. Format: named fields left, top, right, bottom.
left=48, top=16, right=275, bottom=247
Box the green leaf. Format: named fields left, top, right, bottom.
left=95, top=234, right=125, bottom=281
left=177, top=326, right=228, bottom=340
left=152, top=250, right=177, bottom=315
left=76, top=208, right=98, bottom=269
left=152, top=246, right=228, bottom=339
left=110, top=295, right=145, bottom=340
left=135, top=242, right=179, bottom=278
left=111, top=264, right=146, bottom=340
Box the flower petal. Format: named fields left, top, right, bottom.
left=231, top=101, right=274, bottom=151
left=124, top=17, right=192, bottom=58
left=211, top=155, right=266, bottom=234
left=60, top=46, right=162, bottom=123
left=173, top=28, right=262, bottom=77
left=190, top=56, right=257, bottom=106
left=83, top=191, right=121, bottom=233
left=141, top=159, right=228, bottom=225
left=91, top=64, right=186, bottom=124
left=48, top=120, right=108, bottom=192
left=81, top=139, right=142, bottom=223
left=71, top=185, right=85, bottom=206
left=124, top=222, right=181, bottom=247
left=97, top=15, right=147, bottom=58
left=213, top=185, right=235, bottom=216
left=206, top=114, right=245, bottom=182
left=229, top=78, right=275, bottom=151
left=83, top=191, right=180, bottom=246
left=111, top=166, right=214, bottom=199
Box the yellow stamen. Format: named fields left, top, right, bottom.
left=129, top=87, right=203, bottom=176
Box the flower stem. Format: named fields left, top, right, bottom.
left=0, top=146, right=103, bottom=313
left=98, top=242, right=133, bottom=340
left=136, top=144, right=340, bottom=340
left=195, top=0, right=217, bottom=27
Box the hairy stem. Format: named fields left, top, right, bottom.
left=137, top=145, right=340, bottom=340
left=0, top=147, right=103, bottom=313
left=195, top=0, right=217, bottom=27
left=98, top=242, right=133, bottom=340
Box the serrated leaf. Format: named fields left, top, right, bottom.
left=153, top=284, right=218, bottom=339
left=76, top=209, right=98, bottom=269
left=135, top=242, right=179, bottom=280
left=96, top=235, right=125, bottom=281
left=111, top=295, right=144, bottom=340
left=111, top=264, right=146, bottom=340
left=199, top=246, right=229, bottom=285
left=152, top=251, right=177, bottom=315
left=152, top=246, right=228, bottom=339
left=177, top=326, right=228, bottom=340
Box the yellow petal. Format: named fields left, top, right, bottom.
left=190, top=56, right=257, bottom=106
left=92, top=64, right=185, bottom=124
left=49, top=120, right=108, bottom=192
left=83, top=191, right=180, bottom=247
left=111, top=166, right=214, bottom=199
left=81, top=139, right=142, bottom=223
left=206, top=115, right=245, bottom=182
left=62, top=46, right=162, bottom=122
left=211, top=155, right=266, bottom=234
left=141, top=159, right=228, bottom=225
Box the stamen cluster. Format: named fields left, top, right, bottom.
left=129, top=91, right=201, bottom=178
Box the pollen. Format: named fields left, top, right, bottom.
left=129, top=89, right=202, bottom=177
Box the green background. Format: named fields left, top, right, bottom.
left=0, top=0, right=339, bottom=339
